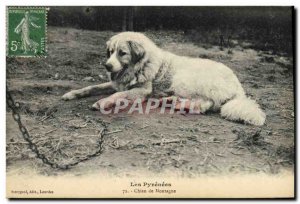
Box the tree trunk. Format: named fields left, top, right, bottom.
left=122, top=7, right=127, bottom=31
left=128, top=7, right=134, bottom=31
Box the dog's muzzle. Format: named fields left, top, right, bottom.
left=105, top=63, right=113, bottom=72
left=110, top=65, right=128, bottom=81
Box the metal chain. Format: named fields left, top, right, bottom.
left=6, top=85, right=108, bottom=170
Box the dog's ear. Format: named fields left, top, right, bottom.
left=106, top=49, right=110, bottom=58
left=106, top=40, right=111, bottom=58
left=128, top=41, right=145, bottom=63
left=106, top=40, right=111, bottom=48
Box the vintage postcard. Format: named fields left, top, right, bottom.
left=6, top=6, right=295, bottom=198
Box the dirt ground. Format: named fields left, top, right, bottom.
left=6, top=27, right=294, bottom=177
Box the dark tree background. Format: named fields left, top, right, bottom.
left=48, top=6, right=293, bottom=55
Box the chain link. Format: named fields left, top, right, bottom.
left=6, top=85, right=108, bottom=170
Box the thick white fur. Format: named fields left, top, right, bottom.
left=107, top=32, right=266, bottom=126
left=167, top=53, right=266, bottom=126
left=220, top=98, right=266, bottom=126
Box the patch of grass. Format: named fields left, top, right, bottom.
left=231, top=129, right=271, bottom=153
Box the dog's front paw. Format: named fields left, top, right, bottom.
left=62, top=91, right=77, bottom=101
left=91, top=98, right=115, bottom=111
left=91, top=102, right=100, bottom=110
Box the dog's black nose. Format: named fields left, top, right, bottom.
left=105, top=63, right=113, bottom=72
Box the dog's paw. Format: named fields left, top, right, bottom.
left=91, top=98, right=115, bottom=111
left=62, top=91, right=77, bottom=101
left=91, top=102, right=100, bottom=110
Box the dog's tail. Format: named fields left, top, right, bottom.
left=220, top=97, right=266, bottom=126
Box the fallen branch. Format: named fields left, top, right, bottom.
left=55, top=137, right=63, bottom=151
left=44, top=128, right=58, bottom=135
left=199, top=140, right=221, bottom=144
left=215, top=153, right=226, bottom=157
left=152, top=139, right=186, bottom=146
left=106, top=130, right=123, bottom=135
left=40, top=115, right=52, bottom=122
left=73, top=135, right=99, bottom=138
left=139, top=125, right=150, bottom=130
left=199, top=153, right=210, bottom=166
left=230, top=151, right=244, bottom=156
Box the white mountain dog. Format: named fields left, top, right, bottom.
left=62, top=32, right=266, bottom=126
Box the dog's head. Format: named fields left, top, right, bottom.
left=105, top=32, right=148, bottom=80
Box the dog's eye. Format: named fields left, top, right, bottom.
left=119, top=50, right=127, bottom=57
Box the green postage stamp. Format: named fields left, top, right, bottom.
left=7, top=7, right=48, bottom=57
